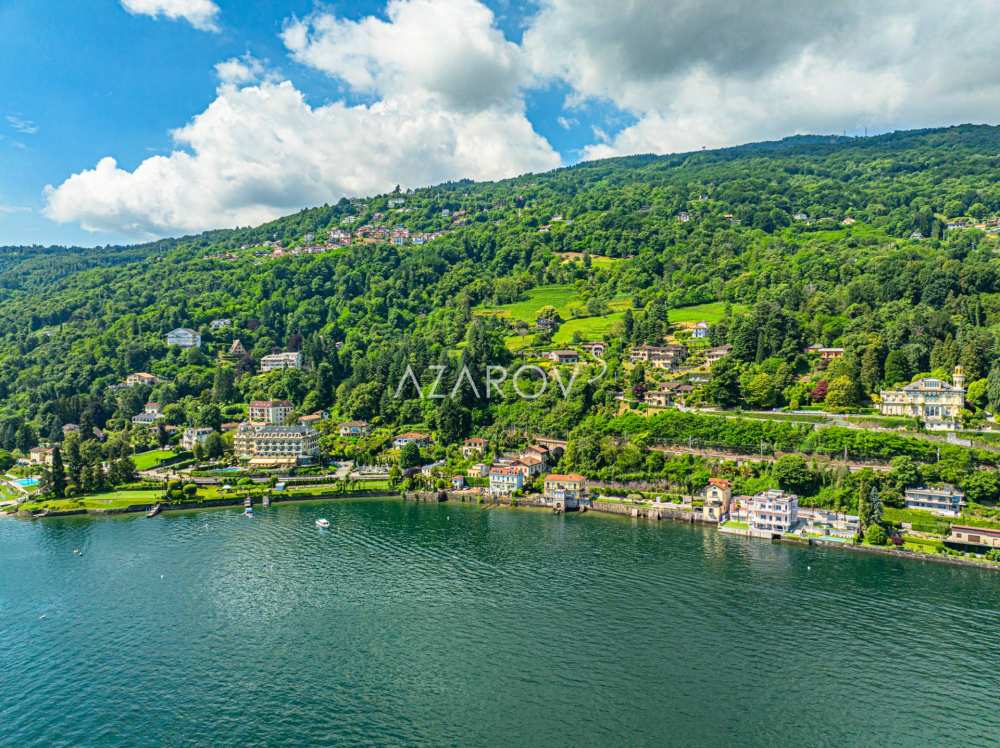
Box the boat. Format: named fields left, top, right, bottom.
left=146, top=504, right=162, bottom=518
left=315, top=518, right=330, bottom=528
left=244, top=507, right=254, bottom=517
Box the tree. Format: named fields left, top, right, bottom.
left=50, top=445, right=66, bottom=499
left=962, top=470, right=1000, bottom=505
left=864, top=524, right=887, bottom=545
left=883, top=350, right=911, bottom=387
left=825, top=376, right=862, bottom=409
left=858, top=481, right=883, bottom=529
left=63, top=434, right=83, bottom=491
left=204, top=431, right=225, bottom=459
left=772, top=454, right=816, bottom=496
left=435, top=397, right=470, bottom=445
left=704, top=357, right=742, bottom=408
left=987, top=365, right=1000, bottom=412
left=399, top=441, right=421, bottom=469
left=156, top=422, right=170, bottom=448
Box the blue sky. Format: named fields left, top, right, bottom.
left=2, top=1, right=998, bottom=247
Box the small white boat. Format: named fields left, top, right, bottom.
left=315, top=518, right=330, bottom=529
left=244, top=507, right=254, bottom=517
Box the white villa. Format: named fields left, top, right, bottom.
left=880, top=366, right=965, bottom=431
left=166, top=328, right=201, bottom=348
left=260, top=351, right=303, bottom=372
left=248, top=399, right=293, bottom=426
left=234, top=422, right=320, bottom=466
left=747, top=489, right=799, bottom=537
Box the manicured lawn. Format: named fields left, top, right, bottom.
left=669, top=301, right=746, bottom=324
left=552, top=312, right=626, bottom=344
left=133, top=450, right=178, bottom=470
left=475, top=284, right=631, bottom=324
left=556, top=252, right=621, bottom=268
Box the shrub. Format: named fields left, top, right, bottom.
left=864, top=524, right=888, bottom=545
left=182, top=483, right=198, bottom=497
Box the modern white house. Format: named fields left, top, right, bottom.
left=393, top=432, right=430, bottom=449
left=260, top=351, right=303, bottom=372
left=692, top=321, right=710, bottom=339
left=904, top=485, right=965, bottom=516
left=747, top=489, right=799, bottom=536
left=166, top=328, right=201, bottom=348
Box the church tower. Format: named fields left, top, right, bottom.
left=952, top=365, right=965, bottom=391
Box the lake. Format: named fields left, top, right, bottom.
left=2, top=499, right=999, bottom=747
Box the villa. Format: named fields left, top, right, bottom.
left=880, top=366, right=966, bottom=430
left=467, top=463, right=489, bottom=478
left=393, top=432, right=430, bottom=448
left=29, top=446, right=55, bottom=466
left=462, top=437, right=487, bottom=457
left=338, top=420, right=370, bottom=437
left=581, top=342, right=606, bottom=357
left=904, top=485, right=965, bottom=516
left=547, top=350, right=579, bottom=365
left=705, top=344, right=732, bottom=367
left=692, top=321, right=710, bottom=339
left=260, top=351, right=303, bottom=372
left=125, top=372, right=160, bottom=387
left=209, top=318, right=232, bottom=330
left=181, top=426, right=214, bottom=451
left=629, top=343, right=688, bottom=370
left=543, top=473, right=587, bottom=509
left=166, top=328, right=201, bottom=348
left=701, top=478, right=732, bottom=522
left=489, top=465, right=524, bottom=496
left=249, top=399, right=293, bottom=426
left=747, top=489, right=799, bottom=537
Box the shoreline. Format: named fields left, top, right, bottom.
left=11, top=489, right=1000, bottom=573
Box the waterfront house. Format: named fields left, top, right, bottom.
left=234, top=422, right=320, bottom=466
left=543, top=473, right=587, bottom=509
left=468, top=463, right=489, bottom=478
left=462, top=437, right=487, bottom=457
left=489, top=466, right=524, bottom=496
left=393, top=432, right=430, bottom=449
left=880, top=366, right=965, bottom=431
left=181, top=426, right=214, bottom=451
left=338, top=420, right=370, bottom=437
left=701, top=478, right=732, bottom=522
left=249, top=399, right=293, bottom=426
left=747, top=489, right=799, bottom=537
left=451, top=475, right=465, bottom=490
left=166, top=328, right=201, bottom=348
left=705, top=344, right=732, bottom=367
left=904, top=485, right=965, bottom=516
left=796, top=508, right=860, bottom=539
left=944, top=525, right=1000, bottom=553
left=547, top=349, right=579, bottom=365
left=260, top=351, right=303, bottom=372
left=692, top=321, right=710, bottom=339
left=29, top=446, right=55, bottom=466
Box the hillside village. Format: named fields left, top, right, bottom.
left=2, top=126, right=1000, bottom=567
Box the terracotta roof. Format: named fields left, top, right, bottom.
left=545, top=473, right=585, bottom=482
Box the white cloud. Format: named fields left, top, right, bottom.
left=121, top=0, right=220, bottom=32
left=0, top=204, right=32, bottom=215
left=45, top=0, right=558, bottom=238
left=524, top=0, right=1000, bottom=158
left=6, top=115, right=39, bottom=135
left=43, top=80, right=558, bottom=237
left=282, top=0, right=527, bottom=111
left=214, top=54, right=265, bottom=85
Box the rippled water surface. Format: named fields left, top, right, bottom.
left=3, top=499, right=1000, bottom=747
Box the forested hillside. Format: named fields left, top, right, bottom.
left=1, top=124, right=999, bottom=457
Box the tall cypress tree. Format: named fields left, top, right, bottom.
left=50, top=446, right=66, bottom=499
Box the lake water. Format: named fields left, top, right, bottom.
left=2, top=499, right=999, bottom=747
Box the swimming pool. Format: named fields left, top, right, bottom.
left=12, top=477, right=39, bottom=488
